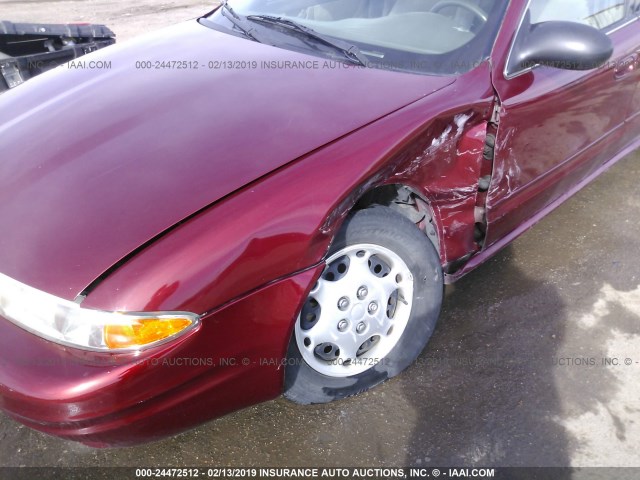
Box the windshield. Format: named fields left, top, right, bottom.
left=204, top=0, right=509, bottom=75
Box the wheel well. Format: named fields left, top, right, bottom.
left=352, top=184, right=440, bottom=252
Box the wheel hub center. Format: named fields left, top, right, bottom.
left=350, top=303, right=365, bottom=321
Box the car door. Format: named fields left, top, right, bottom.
left=622, top=1, right=640, bottom=143
left=484, top=0, right=639, bottom=247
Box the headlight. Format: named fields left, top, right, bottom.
left=0, top=272, right=199, bottom=352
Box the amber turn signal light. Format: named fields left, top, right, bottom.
left=104, top=317, right=194, bottom=349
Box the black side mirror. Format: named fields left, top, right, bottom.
left=506, top=15, right=614, bottom=77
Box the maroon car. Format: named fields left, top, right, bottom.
left=0, top=0, right=638, bottom=446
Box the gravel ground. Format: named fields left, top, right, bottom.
left=1, top=0, right=639, bottom=472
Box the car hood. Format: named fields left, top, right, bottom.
left=0, top=20, right=454, bottom=301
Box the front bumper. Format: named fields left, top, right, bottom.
left=0, top=266, right=321, bottom=447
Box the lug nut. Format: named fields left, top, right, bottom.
left=357, top=286, right=368, bottom=300
left=368, top=302, right=379, bottom=314
left=338, top=297, right=350, bottom=311
left=338, top=320, right=349, bottom=332
left=356, top=322, right=367, bottom=334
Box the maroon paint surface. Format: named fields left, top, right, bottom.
left=1, top=3, right=639, bottom=445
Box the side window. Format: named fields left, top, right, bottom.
left=529, top=0, right=626, bottom=30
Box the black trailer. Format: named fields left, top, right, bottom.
left=0, top=20, right=115, bottom=92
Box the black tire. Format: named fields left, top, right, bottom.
left=284, top=206, right=443, bottom=405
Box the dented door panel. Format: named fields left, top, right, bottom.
left=619, top=17, right=640, bottom=145
left=485, top=2, right=636, bottom=248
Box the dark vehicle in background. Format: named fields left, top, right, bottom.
left=0, top=0, right=639, bottom=446
left=0, top=20, right=114, bottom=92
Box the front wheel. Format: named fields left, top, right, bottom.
left=284, top=206, right=443, bottom=405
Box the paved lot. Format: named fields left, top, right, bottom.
left=1, top=0, right=640, bottom=470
